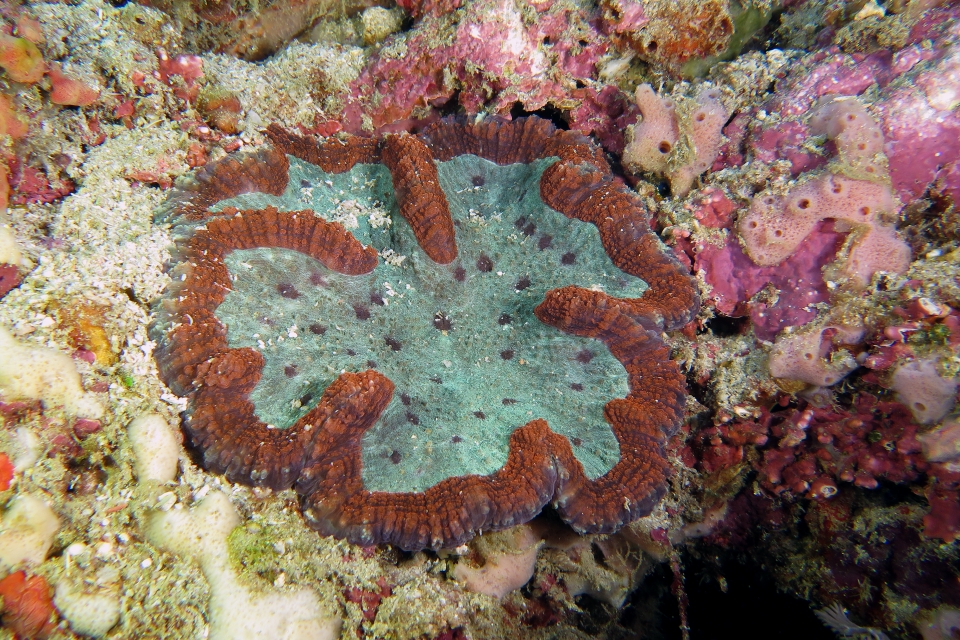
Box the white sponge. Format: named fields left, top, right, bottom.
left=54, top=581, right=121, bottom=638
left=0, top=493, right=61, bottom=574
left=891, top=357, right=958, bottom=424
left=146, top=491, right=341, bottom=640
left=128, top=413, right=181, bottom=483
left=451, top=524, right=542, bottom=599
left=0, top=326, right=103, bottom=419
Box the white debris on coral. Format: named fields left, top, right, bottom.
left=360, top=6, right=404, bottom=45
left=816, top=602, right=890, bottom=640
left=145, top=491, right=342, bottom=640
left=127, top=413, right=181, bottom=483
left=201, top=41, right=365, bottom=129
left=12, top=427, right=42, bottom=473
left=537, top=523, right=655, bottom=608
left=0, top=325, right=103, bottom=418
left=0, top=493, right=61, bottom=575
left=55, top=122, right=185, bottom=246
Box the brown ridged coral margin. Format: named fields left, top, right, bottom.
left=174, top=146, right=291, bottom=222
left=153, top=206, right=378, bottom=489
left=154, top=117, right=700, bottom=551
left=299, top=416, right=562, bottom=549
left=420, top=116, right=606, bottom=168
left=535, top=286, right=685, bottom=529
left=381, top=134, right=458, bottom=264
left=295, top=293, right=681, bottom=549
left=265, top=124, right=382, bottom=173
left=540, top=160, right=700, bottom=330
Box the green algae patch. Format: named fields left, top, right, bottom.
left=228, top=524, right=282, bottom=581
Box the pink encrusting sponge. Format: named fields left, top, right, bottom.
left=623, top=84, right=728, bottom=197
left=738, top=96, right=911, bottom=287
left=768, top=324, right=865, bottom=387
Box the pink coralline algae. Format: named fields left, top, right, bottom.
left=340, top=0, right=636, bottom=153
left=736, top=6, right=960, bottom=207
left=763, top=50, right=893, bottom=119
left=688, top=88, right=919, bottom=358
left=924, top=462, right=960, bottom=543
left=861, top=302, right=960, bottom=416
left=687, top=188, right=844, bottom=341
left=702, top=486, right=960, bottom=622
left=0, top=264, right=19, bottom=300
left=700, top=230, right=841, bottom=341
left=155, top=48, right=204, bottom=102
left=6, top=157, right=75, bottom=207
left=691, top=298, right=960, bottom=541
left=739, top=119, right=827, bottom=177
left=688, top=7, right=960, bottom=377
left=395, top=0, right=462, bottom=20
left=683, top=25, right=960, bottom=387
left=47, top=64, right=99, bottom=107
left=882, top=9, right=960, bottom=204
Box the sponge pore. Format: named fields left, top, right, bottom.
left=739, top=174, right=895, bottom=267
left=808, top=96, right=887, bottom=180
left=768, top=324, right=865, bottom=387
left=624, top=84, right=679, bottom=175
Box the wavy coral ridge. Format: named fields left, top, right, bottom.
left=152, top=116, right=699, bottom=550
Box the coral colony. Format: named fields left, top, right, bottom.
left=151, top=118, right=698, bottom=550
left=1, top=0, right=960, bottom=638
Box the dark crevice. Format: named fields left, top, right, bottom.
left=682, top=550, right=833, bottom=640
left=509, top=102, right=570, bottom=130
left=437, top=91, right=463, bottom=118
left=703, top=314, right=750, bottom=338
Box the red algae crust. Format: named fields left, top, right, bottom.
left=151, top=117, right=698, bottom=550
